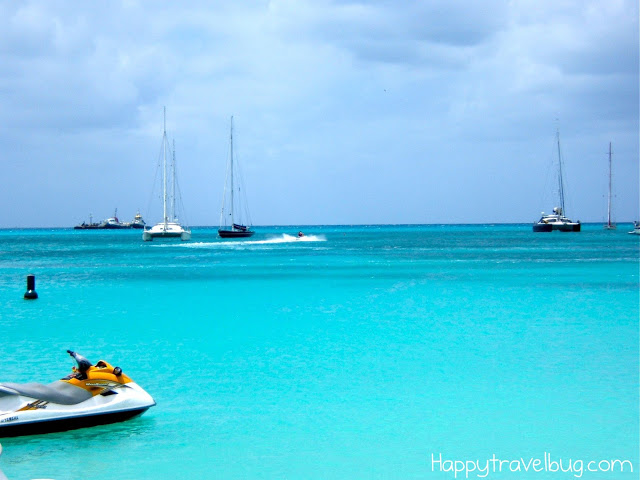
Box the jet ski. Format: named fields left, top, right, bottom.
left=0, top=350, right=155, bottom=437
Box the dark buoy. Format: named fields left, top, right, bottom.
left=24, top=274, right=38, bottom=299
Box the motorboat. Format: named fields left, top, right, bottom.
left=0, top=350, right=155, bottom=437
left=74, top=213, right=101, bottom=230
left=75, top=210, right=128, bottom=229
left=128, top=211, right=146, bottom=229
left=102, top=208, right=129, bottom=229
left=628, top=221, right=640, bottom=235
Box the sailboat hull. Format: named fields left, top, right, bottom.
left=143, top=223, right=191, bottom=241
left=533, top=222, right=580, bottom=232
left=218, top=229, right=254, bottom=238
left=532, top=223, right=553, bottom=232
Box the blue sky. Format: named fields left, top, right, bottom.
left=1, top=0, right=638, bottom=227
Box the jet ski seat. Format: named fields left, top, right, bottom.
left=0, top=381, right=92, bottom=405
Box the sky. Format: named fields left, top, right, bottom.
left=0, top=0, right=638, bottom=228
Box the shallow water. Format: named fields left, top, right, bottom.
left=0, top=225, right=638, bottom=479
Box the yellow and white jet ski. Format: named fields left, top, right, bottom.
left=0, top=350, right=155, bottom=437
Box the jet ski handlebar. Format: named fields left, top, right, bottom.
left=67, top=350, right=93, bottom=373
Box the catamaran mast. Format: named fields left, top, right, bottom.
left=172, top=139, right=176, bottom=222
left=556, top=128, right=565, bottom=214
left=162, top=107, right=168, bottom=226
left=230, top=116, right=235, bottom=230
left=607, top=142, right=613, bottom=228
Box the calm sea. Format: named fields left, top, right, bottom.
left=0, top=225, right=638, bottom=479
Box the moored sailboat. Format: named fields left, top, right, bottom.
left=218, top=116, right=254, bottom=238
left=533, top=128, right=581, bottom=232
left=143, top=108, right=191, bottom=241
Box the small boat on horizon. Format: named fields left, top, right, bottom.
left=74, top=210, right=147, bottom=230
left=127, top=211, right=146, bottom=229
left=533, top=128, right=581, bottom=232
left=74, top=213, right=101, bottom=230
left=218, top=116, right=254, bottom=238
left=102, top=208, right=129, bottom=229
left=628, top=221, right=640, bottom=235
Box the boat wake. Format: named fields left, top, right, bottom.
left=255, top=234, right=326, bottom=244
left=167, top=234, right=326, bottom=248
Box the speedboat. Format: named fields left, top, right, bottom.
left=0, top=350, right=155, bottom=437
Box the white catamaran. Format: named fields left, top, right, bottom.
left=143, top=108, right=191, bottom=241
left=218, top=116, right=254, bottom=238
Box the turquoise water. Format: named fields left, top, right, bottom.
left=0, top=225, right=638, bottom=479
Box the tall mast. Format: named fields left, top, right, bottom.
left=172, top=139, right=176, bottom=222
left=162, top=107, right=168, bottom=226
left=607, top=142, right=613, bottom=227
left=556, top=128, right=565, bottom=214
left=230, top=116, right=234, bottom=229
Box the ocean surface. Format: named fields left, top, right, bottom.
left=0, top=224, right=638, bottom=480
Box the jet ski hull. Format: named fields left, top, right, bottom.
left=0, top=406, right=150, bottom=437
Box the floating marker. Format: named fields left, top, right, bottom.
left=23, top=274, right=38, bottom=300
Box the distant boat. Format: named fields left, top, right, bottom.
left=533, top=128, right=581, bottom=232
left=74, top=210, right=131, bottom=230
left=218, top=116, right=254, bottom=238
left=74, top=214, right=101, bottom=230
left=629, top=221, right=640, bottom=235
left=102, top=208, right=129, bottom=229
left=604, top=142, right=616, bottom=230
left=128, top=211, right=146, bottom=229
left=143, top=108, right=191, bottom=242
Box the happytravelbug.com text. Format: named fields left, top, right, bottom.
left=431, top=452, right=633, bottom=478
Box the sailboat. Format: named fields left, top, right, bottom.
left=533, top=128, right=581, bottom=232
left=218, top=116, right=254, bottom=238
left=143, top=108, right=191, bottom=241
left=604, top=142, right=616, bottom=230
